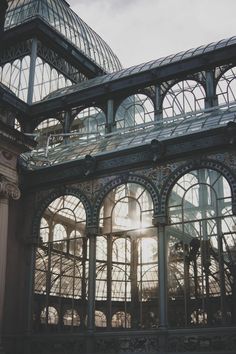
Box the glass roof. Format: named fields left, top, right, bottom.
left=5, top=0, right=122, bottom=73
left=20, top=103, right=236, bottom=170
left=43, top=36, right=236, bottom=101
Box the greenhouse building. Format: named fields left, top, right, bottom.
left=0, top=0, right=236, bottom=353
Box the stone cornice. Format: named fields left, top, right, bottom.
left=0, top=175, right=21, bottom=200
left=0, top=121, right=36, bottom=152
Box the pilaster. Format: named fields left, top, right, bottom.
left=0, top=176, right=20, bottom=354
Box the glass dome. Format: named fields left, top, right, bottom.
left=5, top=0, right=122, bottom=73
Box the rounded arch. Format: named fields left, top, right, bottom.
left=216, top=65, right=236, bottom=105
left=114, top=88, right=155, bottom=115
left=93, top=174, right=160, bottom=225
left=32, top=188, right=93, bottom=241
left=215, top=64, right=236, bottom=85
left=63, top=309, right=80, bottom=326
left=160, top=159, right=236, bottom=216
left=33, top=117, right=64, bottom=140
left=40, top=306, right=59, bottom=325
left=70, top=106, right=106, bottom=136
left=115, top=93, right=155, bottom=130
left=162, top=79, right=206, bottom=118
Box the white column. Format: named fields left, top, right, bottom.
left=0, top=176, right=20, bottom=354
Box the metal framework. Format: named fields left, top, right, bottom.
left=0, top=2, right=236, bottom=354
left=5, top=0, right=122, bottom=73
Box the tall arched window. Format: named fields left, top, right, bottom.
left=0, top=56, right=30, bottom=102
left=163, top=80, right=205, bottom=118
left=97, top=183, right=158, bottom=329
left=33, top=58, right=72, bottom=102
left=167, top=169, right=236, bottom=328
left=115, top=94, right=154, bottom=131
left=34, top=195, right=88, bottom=331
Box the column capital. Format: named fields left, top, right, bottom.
left=152, top=214, right=168, bottom=227
left=0, top=175, right=21, bottom=200
left=86, top=225, right=98, bottom=237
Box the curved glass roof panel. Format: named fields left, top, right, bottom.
left=5, top=0, right=122, bottom=73
left=42, top=35, right=236, bottom=102
left=21, top=103, right=236, bottom=170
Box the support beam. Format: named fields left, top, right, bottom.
left=27, top=39, right=38, bottom=105
left=205, top=70, right=218, bottom=108
left=158, top=224, right=168, bottom=328
left=106, top=99, right=114, bottom=133
left=155, top=84, right=163, bottom=122
left=87, top=229, right=97, bottom=331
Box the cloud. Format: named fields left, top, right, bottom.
left=69, top=0, right=236, bottom=68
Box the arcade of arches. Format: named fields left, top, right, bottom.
left=33, top=170, right=236, bottom=332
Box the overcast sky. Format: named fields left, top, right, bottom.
left=69, top=0, right=236, bottom=69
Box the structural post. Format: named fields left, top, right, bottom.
left=205, top=70, right=217, bottom=108
left=0, top=176, right=20, bottom=354
left=155, top=84, right=163, bottom=122
left=27, top=38, right=38, bottom=105
left=87, top=229, right=96, bottom=331
left=106, top=99, right=114, bottom=133
left=153, top=214, right=168, bottom=354
left=86, top=227, right=97, bottom=354
left=158, top=225, right=168, bottom=328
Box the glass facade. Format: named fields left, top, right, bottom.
left=1, top=2, right=236, bottom=351
left=34, top=195, right=89, bottom=331
left=5, top=0, right=122, bottom=73
left=167, top=169, right=236, bottom=327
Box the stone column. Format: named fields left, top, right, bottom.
left=0, top=176, right=20, bottom=354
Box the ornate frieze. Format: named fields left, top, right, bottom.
left=0, top=175, right=20, bottom=200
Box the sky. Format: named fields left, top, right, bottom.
left=69, top=0, right=236, bottom=69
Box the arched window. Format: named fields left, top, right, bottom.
left=216, top=67, right=236, bottom=105
left=71, top=107, right=106, bottom=140
left=33, top=118, right=63, bottom=148
left=40, top=306, right=58, bottom=325
left=14, top=118, right=21, bottom=132
left=33, top=58, right=72, bottom=102
left=163, top=80, right=205, bottom=118
left=63, top=309, right=80, bottom=326
left=97, top=183, right=158, bottom=329
left=0, top=56, right=30, bottom=102
left=115, top=94, right=154, bottom=131
left=112, top=311, right=131, bottom=328
left=39, top=217, right=49, bottom=243
left=95, top=311, right=107, bottom=328
left=34, top=195, right=88, bottom=332
left=167, top=168, right=236, bottom=328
